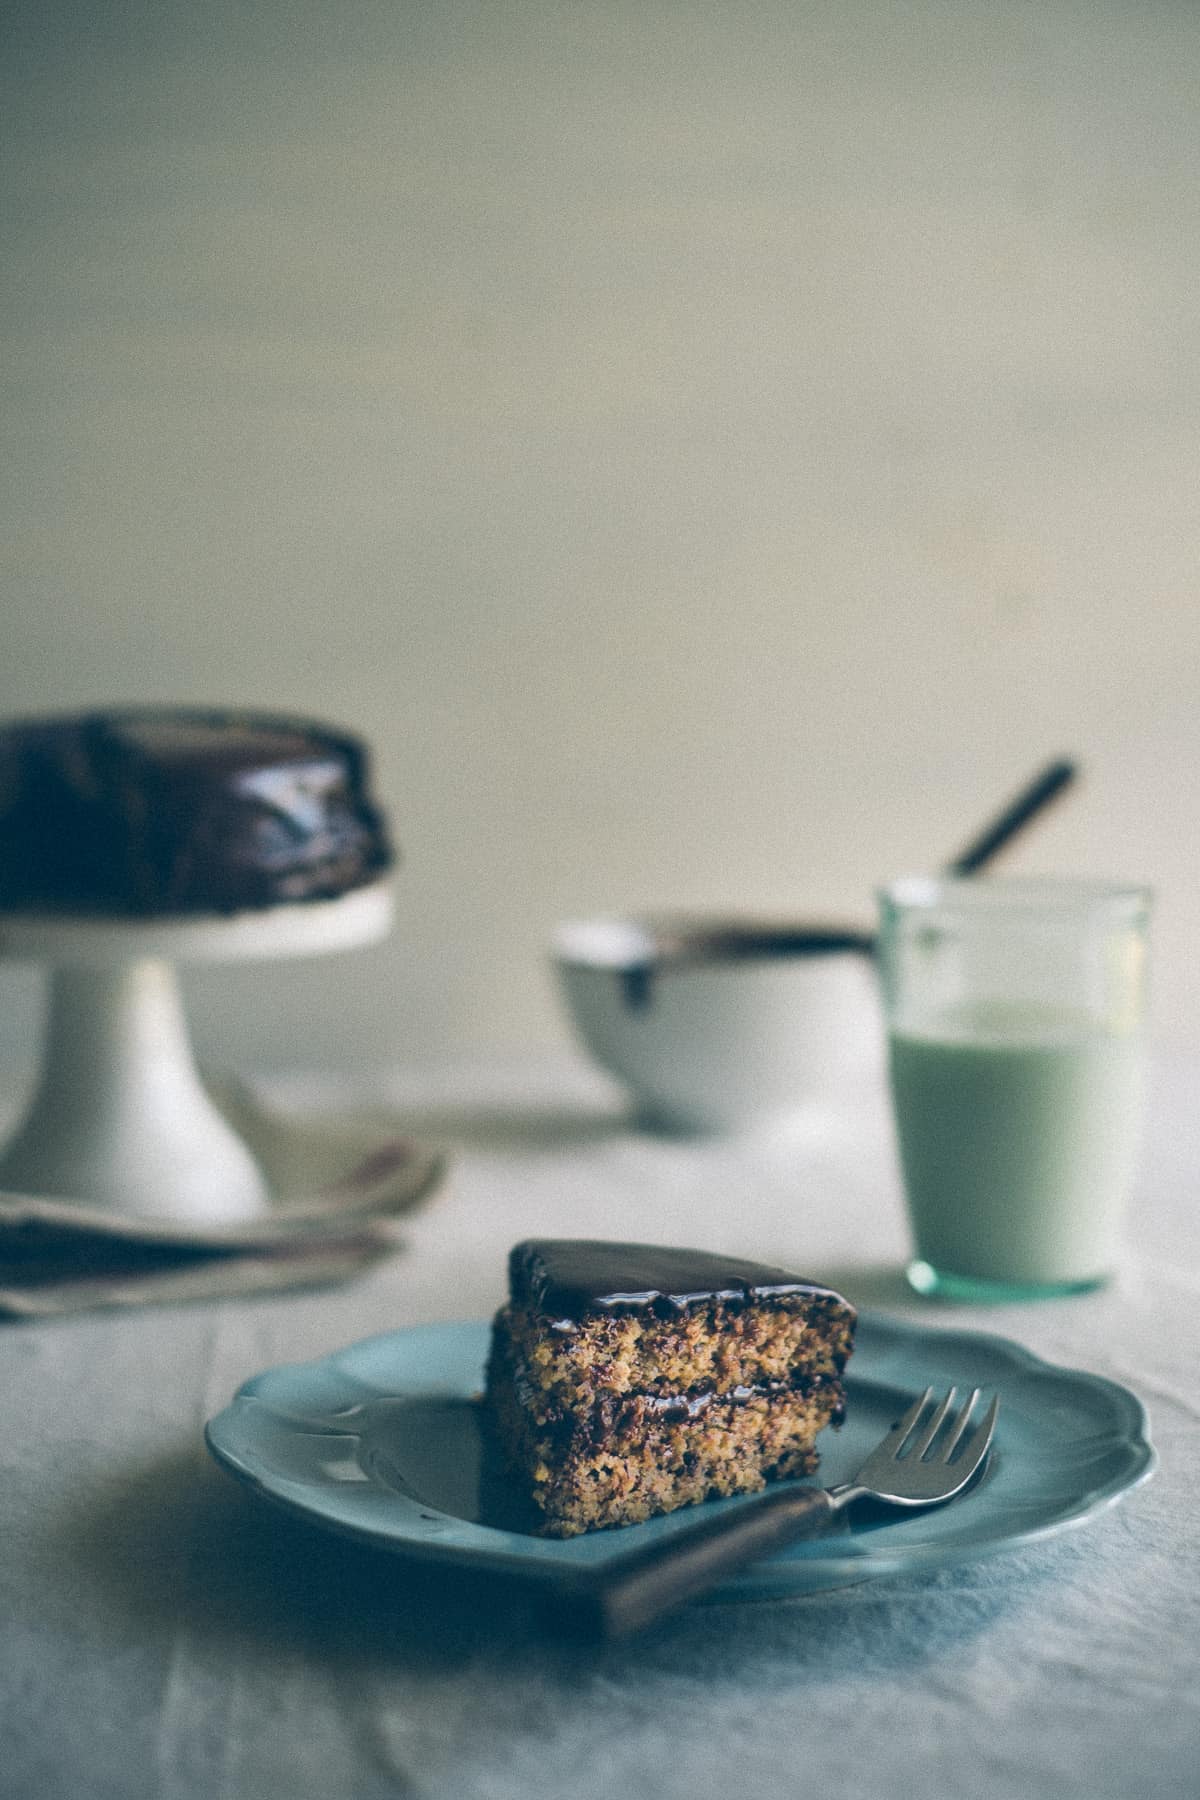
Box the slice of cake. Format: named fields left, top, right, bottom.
left=485, top=1239, right=855, bottom=1537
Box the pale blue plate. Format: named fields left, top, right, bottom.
left=205, top=1312, right=1156, bottom=1601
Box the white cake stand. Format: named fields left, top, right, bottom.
left=0, top=881, right=394, bottom=1226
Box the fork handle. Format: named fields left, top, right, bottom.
left=551, top=1484, right=846, bottom=1641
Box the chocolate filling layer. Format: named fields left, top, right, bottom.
left=501, top=1337, right=846, bottom=1450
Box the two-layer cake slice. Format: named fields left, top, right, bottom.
left=485, top=1239, right=856, bottom=1537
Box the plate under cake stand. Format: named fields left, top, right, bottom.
left=0, top=881, right=393, bottom=1226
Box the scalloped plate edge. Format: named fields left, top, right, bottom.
left=205, top=1311, right=1158, bottom=1601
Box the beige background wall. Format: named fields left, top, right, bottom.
left=2, top=0, right=1197, bottom=1076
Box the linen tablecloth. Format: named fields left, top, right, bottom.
left=3, top=1054, right=1197, bottom=1799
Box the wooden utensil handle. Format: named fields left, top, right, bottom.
left=553, top=1485, right=838, bottom=1641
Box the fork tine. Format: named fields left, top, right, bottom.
left=908, top=1386, right=959, bottom=1460
left=954, top=1394, right=1000, bottom=1479
left=940, top=1387, right=983, bottom=1460
left=881, top=1385, right=934, bottom=1455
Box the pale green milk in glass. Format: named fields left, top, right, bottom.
left=877, top=880, right=1152, bottom=1302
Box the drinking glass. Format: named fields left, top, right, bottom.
left=877, top=876, right=1152, bottom=1301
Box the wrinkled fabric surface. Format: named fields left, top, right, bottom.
left=2, top=1056, right=1197, bottom=1800
left=0, top=1077, right=447, bottom=1317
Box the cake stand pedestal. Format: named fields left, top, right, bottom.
left=0, top=882, right=393, bottom=1226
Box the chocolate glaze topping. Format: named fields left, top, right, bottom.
left=509, top=1238, right=851, bottom=1325
left=0, top=707, right=393, bottom=915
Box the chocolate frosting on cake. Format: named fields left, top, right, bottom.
left=0, top=707, right=393, bottom=915
left=509, top=1238, right=849, bottom=1325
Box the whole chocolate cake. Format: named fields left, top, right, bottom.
left=485, top=1239, right=856, bottom=1537
left=0, top=708, right=393, bottom=916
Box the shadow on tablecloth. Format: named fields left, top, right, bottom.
left=57, top=1438, right=1054, bottom=1684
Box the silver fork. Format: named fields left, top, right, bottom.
left=559, top=1386, right=998, bottom=1639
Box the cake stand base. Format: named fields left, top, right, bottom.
left=0, top=883, right=393, bottom=1224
